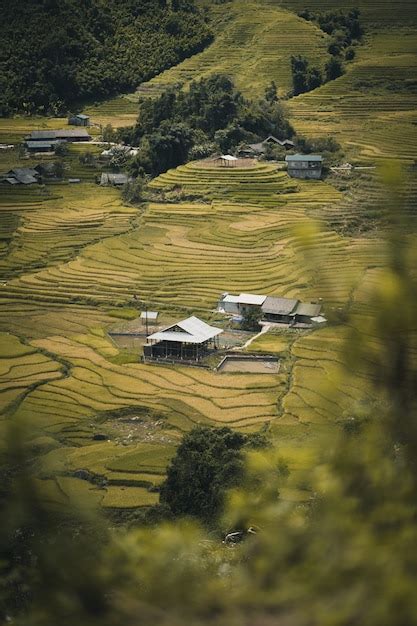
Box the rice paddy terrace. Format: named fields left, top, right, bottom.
left=135, top=0, right=330, bottom=100
left=0, top=155, right=386, bottom=509
left=1, top=0, right=415, bottom=511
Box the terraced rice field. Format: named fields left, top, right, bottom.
left=1, top=0, right=414, bottom=510
left=136, top=0, right=330, bottom=99
left=0, top=153, right=389, bottom=507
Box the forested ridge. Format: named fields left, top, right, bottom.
left=0, top=0, right=212, bottom=116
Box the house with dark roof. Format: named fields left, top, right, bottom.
left=26, top=140, right=60, bottom=153
left=218, top=292, right=323, bottom=326
left=285, top=154, right=323, bottom=179
left=291, top=302, right=322, bottom=324
left=239, top=136, right=295, bottom=157
left=26, top=129, right=91, bottom=143
left=261, top=296, right=299, bottom=323
left=4, top=168, right=40, bottom=185
left=68, top=113, right=90, bottom=127
left=143, top=316, right=223, bottom=362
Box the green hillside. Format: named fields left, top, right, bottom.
left=0, top=0, right=211, bottom=115
left=134, top=0, right=331, bottom=99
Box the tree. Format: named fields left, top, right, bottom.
left=325, top=57, right=344, bottom=81
left=52, top=161, right=65, bottom=179
left=241, top=305, right=263, bottom=331
left=54, top=142, right=68, bottom=157
left=121, top=176, right=146, bottom=204
left=160, top=427, right=251, bottom=524
left=291, top=56, right=323, bottom=96
left=264, top=81, right=278, bottom=103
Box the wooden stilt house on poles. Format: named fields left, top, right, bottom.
left=143, top=316, right=223, bottom=363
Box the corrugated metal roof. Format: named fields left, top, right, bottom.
left=238, top=293, right=267, bottom=305
left=285, top=154, right=322, bottom=163
left=147, top=316, right=223, bottom=344
left=28, top=129, right=90, bottom=140
left=293, top=303, right=322, bottom=317
left=222, top=293, right=266, bottom=305
left=141, top=311, right=159, bottom=320
left=26, top=141, right=58, bottom=149
left=18, top=175, right=38, bottom=184
left=312, top=316, right=327, bottom=324
left=9, top=168, right=38, bottom=177
left=217, top=154, right=238, bottom=161
left=56, top=129, right=90, bottom=139
left=262, top=296, right=299, bottom=315
left=28, top=131, right=57, bottom=140
left=76, top=114, right=89, bottom=120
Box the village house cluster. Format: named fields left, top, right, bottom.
left=218, top=292, right=325, bottom=326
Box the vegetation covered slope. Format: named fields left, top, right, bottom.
left=135, top=0, right=331, bottom=99
left=0, top=0, right=212, bottom=115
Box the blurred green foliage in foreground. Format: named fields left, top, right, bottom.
left=1, top=166, right=417, bottom=625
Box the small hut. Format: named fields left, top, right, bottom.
left=68, top=114, right=90, bottom=127
left=214, top=155, right=238, bottom=167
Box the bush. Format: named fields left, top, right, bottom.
left=121, top=176, right=146, bottom=204
left=160, top=426, right=267, bottom=525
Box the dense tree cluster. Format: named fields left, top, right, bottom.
left=119, top=74, right=294, bottom=176
left=298, top=8, right=363, bottom=57
left=291, top=10, right=363, bottom=96
left=160, top=426, right=267, bottom=524
left=0, top=0, right=212, bottom=116
left=291, top=56, right=323, bottom=96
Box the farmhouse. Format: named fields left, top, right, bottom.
left=239, top=135, right=295, bottom=157
left=3, top=168, right=40, bottom=185
left=285, top=154, right=323, bottom=179
left=143, top=316, right=223, bottom=362
left=218, top=292, right=323, bottom=326
left=26, top=140, right=60, bottom=153
left=292, top=302, right=322, bottom=324
left=26, top=129, right=91, bottom=143
left=68, top=113, right=90, bottom=127
left=261, top=296, right=299, bottom=323
left=218, top=293, right=267, bottom=315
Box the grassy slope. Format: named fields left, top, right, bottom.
left=134, top=0, right=330, bottom=99
left=0, top=0, right=415, bottom=509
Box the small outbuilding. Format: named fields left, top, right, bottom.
left=214, top=155, right=238, bottom=167
left=69, top=114, right=90, bottom=127
left=140, top=311, right=159, bottom=326
left=100, top=172, right=130, bottom=187
left=144, top=316, right=223, bottom=362
left=285, top=154, right=323, bottom=179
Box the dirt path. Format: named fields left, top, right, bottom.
left=233, top=323, right=272, bottom=351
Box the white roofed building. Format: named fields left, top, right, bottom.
left=218, top=292, right=266, bottom=314
left=214, top=154, right=238, bottom=167
left=144, top=316, right=223, bottom=362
